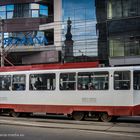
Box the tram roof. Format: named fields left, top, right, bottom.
left=0, top=61, right=99, bottom=72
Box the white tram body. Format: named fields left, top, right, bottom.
left=0, top=63, right=140, bottom=121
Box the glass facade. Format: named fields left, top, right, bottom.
left=108, top=0, right=140, bottom=59
left=109, top=37, right=140, bottom=57
left=62, top=0, right=98, bottom=57
left=107, top=0, right=140, bottom=19
left=0, top=3, right=48, bottom=19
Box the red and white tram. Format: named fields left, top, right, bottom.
left=0, top=62, right=140, bottom=122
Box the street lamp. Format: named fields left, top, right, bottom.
left=0, top=17, right=4, bottom=67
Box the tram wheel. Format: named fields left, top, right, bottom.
left=99, top=113, right=113, bottom=122
left=72, top=112, right=85, bottom=121
left=9, top=111, right=20, bottom=117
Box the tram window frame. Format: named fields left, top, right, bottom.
left=59, top=73, right=76, bottom=90
left=77, top=71, right=109, bottom=90
left=29, top=73, right=56, bottom=91
left=133, top=71, right=140, bottom=90
left=12, top=74, right=26, bottom=91
left=0, top=75, right=11, bottom=91
left=114, top=71, right=130, bottom=90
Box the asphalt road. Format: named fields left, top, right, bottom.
left=0, top=115, right=140, bottom=140
left=0, top=124, right=140, bottom=140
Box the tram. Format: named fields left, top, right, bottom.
left=0, top=62, right=140, bottom=122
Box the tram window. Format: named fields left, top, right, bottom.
left=12, top=75, right=26, bottom=91
left=134, top=71, right=140, bottom=90
left=77, top=71, right=109, bottom=90
left=0, top=75, right=11, bottom=91
left=60, top=73, right=76, bottom=90
left=114, top=71, right=130, bottom=90
left=29, top=73, right=56, bottom=90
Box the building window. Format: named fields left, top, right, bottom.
left=6, top=5, right=14, bottom=11
left=78, top=72, right=109, bottom=90
left=0, top=3, right=48, bottom=19
left=29, top=73, right=56, bottom=90
left=109, top=37, right=140, bottom=57
left=107, top=0, right=140, bottom=19
left=32, top=10, right=39, bottom=17
left=60, top=73, right=76, bottom=90
left=30, top=3, right=39, bottom=9
left=0, top=11, right=6, bottom=19
left=39, top=5, right=48, bottom=17
left=0, top=6, right=6, bottom=11
left=7, top=11, right=13, bottom=19
left=109, top=39, right=124, bottom=57
left=114, top=71, right=130, bottom=90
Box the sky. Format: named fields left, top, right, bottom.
left=62, top=0, right=96, bottom=21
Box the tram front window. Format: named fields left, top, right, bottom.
left=134, top=71, right=140, bottom=90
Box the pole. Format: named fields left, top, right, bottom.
left=0, top=18, right=4, bottom=67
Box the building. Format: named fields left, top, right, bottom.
left=0, top=0, right=140, bottom=66
left=106, top=0, right=140, bottom=66
left=0, top=0, right=58, bottom=65
left=0, top=0, right=100, bottom=66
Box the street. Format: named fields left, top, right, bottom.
left=0, top=115, right=140, bottom=140
left=0, top=124, right=140, bottom=140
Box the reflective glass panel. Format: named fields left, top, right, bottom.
left=0, top=6, right=6, bottom=11
left=6, top=5, right=14, bottom=11
left=0, top=12, right=6, bottom=19
left=7, top=12, right=13, bottom=19
left=30, top=3, right=39, bottom=9
left=32, top=10, right=39, bottom=17
left=40, top=10, right=48, bottom=17
left=62, top=0, right=98, bottom=57
left=40, top=5, right=48, bottom=10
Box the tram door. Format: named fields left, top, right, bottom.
left=113, top=70, right=132, bottom=115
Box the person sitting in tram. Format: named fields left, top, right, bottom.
left=88, top=82, right=94, bottom=90
left=34, top=77, right=43, bottom=90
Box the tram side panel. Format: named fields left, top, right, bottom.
left=0, top=69, right=115, bottom=115
left=0, top=87, right=114, bottom=115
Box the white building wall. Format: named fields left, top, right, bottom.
left=39, top=0, right=62, bottom=51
